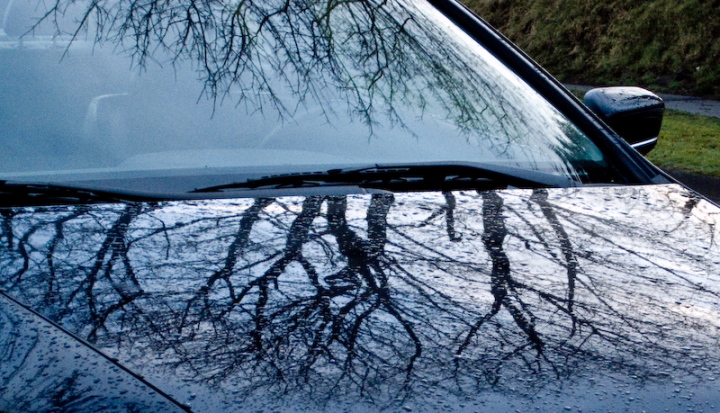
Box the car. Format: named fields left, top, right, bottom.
left=1, top=0, right=719, bottom=412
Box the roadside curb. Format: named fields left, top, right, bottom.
left=564, top=84, right=720, bottom=119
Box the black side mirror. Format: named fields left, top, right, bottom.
left=583, top=87, right=664, bottom=155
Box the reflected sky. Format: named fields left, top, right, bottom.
left=1, top=0, right=605, bottom=181
left=1, top=184, right=720, bottom=411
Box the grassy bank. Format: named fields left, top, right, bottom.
left=649, top=110, right=720, bottom=177
left=463, top=0, right=720, bottom=98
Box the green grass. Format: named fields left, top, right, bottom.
left=648, top=110, right=720, bottom=177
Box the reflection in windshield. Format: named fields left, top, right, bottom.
left=0, top=0, right=605, bottom=182
left=1, top=185, right=720, bottom=411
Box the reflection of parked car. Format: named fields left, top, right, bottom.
left=1, top=0, right=719, bottom=412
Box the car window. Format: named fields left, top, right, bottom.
left=0, top=0, right=613, bottom=193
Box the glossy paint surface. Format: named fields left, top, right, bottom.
left=1, top=184, right=720, bottom=411
left=0, top=294, right=186, bottom=412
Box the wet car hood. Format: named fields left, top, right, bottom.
left=2, top=184, right=720, bottom=412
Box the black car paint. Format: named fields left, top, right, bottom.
left=0, top=292, right=187, bottom=412
left=583, top=87, right=664, bottom=154
left=0, top=0, right=715, bottom=411
left=2, top=185, right=720, bottom=412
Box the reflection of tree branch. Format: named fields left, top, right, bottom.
left=4, top=189, right=719, bottom=407
left=57, top=203, right=145, bottom=342
left=45, top=206, right=91, bottom=305
left=458, top=191, right=543, bottom=356
left=505, top=203, right=555, bottom=258
left=179, top=197, right=274, bottom=332
left=326, top=194, right=421, bottom=378
left=37, top=0, right=541, bottom=149
left=1, top=209, right=16, bottom=250
left=245, top=196, right=324, bottom=351
left=419, top=191, right=462, bottom=241
left=530, top=189, right=577, bottom=330
left=552, top=203, right=720, bottom=301
left=8, top=220, right=45, bottom=290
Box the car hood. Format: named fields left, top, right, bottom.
left=2, top=184, right=720, bottom=412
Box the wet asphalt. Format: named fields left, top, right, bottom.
left=565, top=84, right=720, bottom=205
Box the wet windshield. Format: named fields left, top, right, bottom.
left=0, top=0, right=609, bottom=192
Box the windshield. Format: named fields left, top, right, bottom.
left=0, top=0, right=612, bottom=193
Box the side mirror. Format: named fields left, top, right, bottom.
left=583, top=87, right=664, bottom=155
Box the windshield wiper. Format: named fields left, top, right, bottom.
left=0, top=181, right=165, bottom=207
left=191, top=162, right=580, bottom=193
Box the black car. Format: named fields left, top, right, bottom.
left=1, top=0, right=719, bottom=412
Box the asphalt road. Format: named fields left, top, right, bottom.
left=657, top=93, right=720, bottom=119
left=565, top=84, right=720, bottom=204
left=564, top=84, right=720, bottom=119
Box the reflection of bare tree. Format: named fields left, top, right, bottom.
left=1, top=209, right=15, bottom=249
left=325, top=194, right=423, bottom=378
left=55, top=204, right=149, bottom=342
left=2, top=187, right=720, bottom=410
left=28, top=0, right=589, bottom=159
left=457, top=191, right=543, bottom=359
left=172, top=194, right=430, bottom=399
left=418, top=192, right=462, bottom=242
left=41, top=0, right=481, bottom=127
left=178, top=197, right=274, bottom=332
left=531, top=189, right=578, bottom=321
left=44, top=205, right=91, bottom=306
